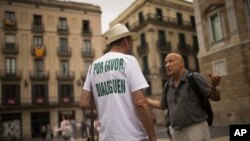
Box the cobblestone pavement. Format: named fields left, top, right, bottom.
left=29, top=125, right=229, bottom=141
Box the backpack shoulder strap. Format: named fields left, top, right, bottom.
left=163, top=80, right=170, bottom=94
left=187, top=72, right=206, bottom=108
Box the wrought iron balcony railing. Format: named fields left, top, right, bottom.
left=0, top=69, right=22, bottom=80
left=81, top=48, right=95, bottom=58
left=137, top=42, right=149, bottom=56
left=56, top=71, right=75, bottom=81
left=29, top=70, right=49, bottom=80
left=3, top=19, right=17, bottom=31
left=57, top=25, right=69, bottom=35
left=2, top=43, right=19, bottom=54
left=32, top=23, right=45, bottom=33
left=130, top=13, right=195, bottom=32
left=57, top=47, right=72, bottom=57
left=157, top=40, right=172, bottom=53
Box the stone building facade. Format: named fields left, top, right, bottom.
left=193, top=0, right=250, bottom=125
left=0, top=0, right=102, bottom=140
left=108, top=0, right=199, bottom=125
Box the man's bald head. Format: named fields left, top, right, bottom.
left=165, top=52, right=185, bottom=77
left=166, top=53, right=184, bottom=65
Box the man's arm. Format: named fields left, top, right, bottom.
left=132, top=90, right=157, bottom=141
left=147, top=98, right=163, bottom=110
left=80, top=89, right=91, bottom=110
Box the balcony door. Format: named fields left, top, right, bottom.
left=5, top=57, right=16, bottom=75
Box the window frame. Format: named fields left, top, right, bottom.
left=5, top=57, right=16, bottom=74
left=207, top=8, right=225, bottom=43
left=212, top=58, right=227, bottom=76
left=5, top=11, right=15, bottom=20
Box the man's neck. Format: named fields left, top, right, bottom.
left=172, top=69, right=186, bottom=86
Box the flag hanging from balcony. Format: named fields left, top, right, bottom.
left=35, top=46, right=45, bottom=58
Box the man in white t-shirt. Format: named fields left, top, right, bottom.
left=80, top=23, right=156, bottom=141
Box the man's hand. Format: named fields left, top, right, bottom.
left=208, top=74, right=221, bottom=101
left=209, top=74, right=221, bottom=88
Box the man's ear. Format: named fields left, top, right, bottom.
left=121, top=38, right=128, bottom=46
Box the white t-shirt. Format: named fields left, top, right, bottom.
left=83, top=52, right=149, bottom=141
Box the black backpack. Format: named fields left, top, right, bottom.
left=164, top=72, right=213, bottom=127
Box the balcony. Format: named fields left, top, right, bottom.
left=2, top=43, right=19, bottom=54
left=57, top=47, right=72, bottom=57
left=32, top=23, right=44, bottom=33
left=31, top=45, right=46, bottom=58
left=157, top=41, right=172, bottom=53
left=2, top=98, right=20, bottom=106
left=130, top=13, right=196, bottom=32
left=29, top=70, right=49, bottom=80
left=56, top=71, right=75, bottom=81
left=0, top=70, right=21, bottom=80
left=32, top=96, right=48, bottom=106
left=177, top=43, right=191, bottom=54
left=3, top=19, right=17, bottom=31
left=82, top=28, right=92, bottom=37
left=57, top=25, right=69, bottom=35
left=137, top=42, right=149, bottom=56
left=81, top=48, right=95, bottom=58
left=59, top=96, right=74, bottom=105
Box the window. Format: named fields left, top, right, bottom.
left=178, top=33, right=186, bottom=46
left=142, top=56, right=149, bottom=74
left=2, top=84, right=20, bottom=105
left=140, top=33, right=146, bottom=46
left=33, top=36, right=43, bottom=47
left=139, top=12, right=144, bottom=24
left=209, top=13, right=223, bottom=42
left=84, top=61, right=92, bottom=72
left=182, top=55, right=189, bottom=69
left=33, top=15, right=42, bottom=25
left=156, top=8, right=163, bottom=21
left=83, top=39, right=91, bottom=52
left=5, top=35, right=15, bottom=50
left=4, top=85, right=18, bottom=99
left=6, top=35, right=15, bottom=43
left=82, top=20, right=90, bottom=32
left=244, top=0, right=250, bottom=29
left=34, top=59, right=44, bottom=73
left=247, top=0, right=250, bottom=15
left=59, top=84, right=73, bottom=98
left=59, top=17, right=67, bottom=30
left=190, top=16, right=196, bottom=27
left=158, top=30, right=166, bottom=42
left=60, top=60, right=69, bottom=75
left=177, top=12, right=183, bottom=25
left=212, top=59, right=227, bottom=76
left=192, top=36, right=199, bottom=51
left=5, top=57, right=16, bottom=74
left=34, top=85, right=46, bottom=98
left=60, top=38, right=68, bottom=51
left=5, top=11, right=15, bottom=20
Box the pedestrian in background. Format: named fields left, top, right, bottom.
left=147, top=52, right=221, bottom=141
left=40, top=124, right=47, bottom=141
left=80, top=23, right=156, bottom=141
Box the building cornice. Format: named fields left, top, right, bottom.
left=2, top=0, right=102, bottom=14
left=111, top=0, right=193, bottom=26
